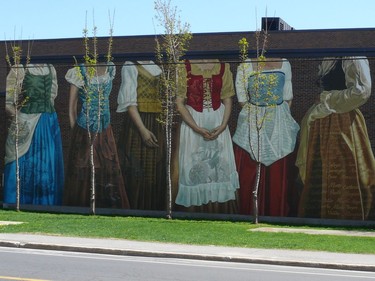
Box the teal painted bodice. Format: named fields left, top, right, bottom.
left=21, top=65, right=55, bottom=114
left=76, top=64, right=113, bottom=132
left=248, top=71, right=285, bottom=106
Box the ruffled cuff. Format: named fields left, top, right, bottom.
left=307, top=98, right=334, bottom=124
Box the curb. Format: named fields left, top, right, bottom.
left=1, top=240, right=374, bottom=272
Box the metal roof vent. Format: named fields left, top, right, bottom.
left=261, top=17, right=294, bottom=31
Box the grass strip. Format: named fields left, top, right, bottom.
left=0, top=209, right=374, bottom=254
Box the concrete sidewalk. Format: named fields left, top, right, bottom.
left=0, top=233, right=374, bottom=272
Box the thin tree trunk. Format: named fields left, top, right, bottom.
left=253, top=117, right=262, bottom=224
left=90, top=143, right=95, bottom=215
left=85, top=97, right=96, bottom=215
left=165, top=91, right=173, bottom=219
left=252, top=161, right=261, bottom=224
left=165, top=121, right=172, bottom=219
left=14, top=111, right=20, bottom=211
left=88, top=68, right=103, bottom=216
left=14, top=68, right=21, bottom=211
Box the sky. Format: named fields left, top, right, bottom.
left=2, top=0, right=375, bottom=40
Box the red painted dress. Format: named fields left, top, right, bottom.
left=175, top=60, right=239, bottom=207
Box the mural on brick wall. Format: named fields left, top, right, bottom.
left=2, top=57, right=375, bottom=221
left=4, top=64, right=64, bottom=205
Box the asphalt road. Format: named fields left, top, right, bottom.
left=1, top=247, right=375, bottom=281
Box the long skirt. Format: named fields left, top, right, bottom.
left=298, top=110, right=375, bottom=220
left=63, top=125, right=129, bottom=209
left=234, top=144, right=296, bottom=216
left=117, top=112, right=166, bottom=210
left=4, top=113, right=64, bottom=205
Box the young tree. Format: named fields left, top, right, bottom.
left=72, top=12, right=114, bottom=215
left=238, top=31, right=278, bottom=224
left=4, top=41, right=32, bottom=211
left=154, top=0, right=192, bottom=219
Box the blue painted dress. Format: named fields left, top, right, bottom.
left=4, top=64, right=64, bottom=205
left=64, top=62, right=129, bottom=208
left=233, top=59, right=300, bottom=216
left=233, top=59, right=299, bottom=166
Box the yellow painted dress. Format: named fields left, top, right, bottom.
left=117, top=61, right=166, bottom=210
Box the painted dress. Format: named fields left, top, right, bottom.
left=116, top=61, right=166, bottom=210
left=296, top=57, right=375, bottom=220
left=233, top=59, right=300, bottom=216
left=175, top=60, right=239, bottom=207
left=64, top=62, right=129, bottom=209
left=4, top=64, right=64, bottom=205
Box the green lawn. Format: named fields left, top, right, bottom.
left=0, top=209, right=374, bottom=254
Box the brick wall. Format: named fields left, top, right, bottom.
left=1, top=28, right=375, bottom=202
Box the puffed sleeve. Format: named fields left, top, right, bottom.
left=6, top=64, right=25, bottom=106
left=49, top=64, right=58, bottom=105
left=6, top=64, right=25, bottom=104
left=235, top=59, right=252, bottom=103
left=220, top=63, right=235, bottom=99
left=320, top=57, right=371, bottom=113
left=107, top=61, right=116, bottom=80
left=65, top=66, right=85, bottom=88
left=282, top=59, right=293, bottom=101
left=116, top=61, right=138, bottom=113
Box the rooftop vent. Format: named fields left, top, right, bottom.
left=261, top=17, right=294, bottom=31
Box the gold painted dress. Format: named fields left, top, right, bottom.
left=296, top=57, right=375, bottom=220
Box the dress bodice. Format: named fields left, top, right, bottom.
left=21, top=65, right=55, bottom=114
left=248, top=71, right=285, bottom=106
left=320, top=59, right=347, bottom=91
left=136, top=64, right=162, bottom=113
left=76, top=64, right=114, bottom=132
left=185, top=60, right=224, bottom=112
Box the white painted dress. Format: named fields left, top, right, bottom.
left=175, top=61, right=239, bottom=207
